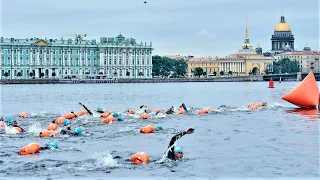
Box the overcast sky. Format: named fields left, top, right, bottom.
left=0, top=0, right=319, bottom=57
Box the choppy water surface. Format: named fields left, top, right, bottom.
left=0, top=82, right=319, bottom=179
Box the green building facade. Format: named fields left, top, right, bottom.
left=0, top=34, right=153, bottom=79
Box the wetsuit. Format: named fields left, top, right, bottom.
left=79, top=103, right=93, bottom=115
left=166, top=131, right=188, bottom=160
left=96, top=110, right=105, bottom=114
left=166, top=107, right=174, bottom=114
left=60, top=129, right=80, bottom=136
left=40, top=147, right=50, bottom=150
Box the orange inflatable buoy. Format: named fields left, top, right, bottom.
left=54, top=117, right=66, bottom=124
left=19, top=112, right=28, bottom=118
left=130, top=152, right=150, bottom=164
left=100, top=112, right=110, bottom=118
left=128, top=109, right=135, bottom=114
left=19, top=143, right=41, bottom=155
left=76, top=109, right=88, bottom=116
left=39, top=130, right=58, bottom=138
left=141, top=113, right=149, bottom=119
left=14, top=127, right=23, bottom=133
left=103, top=116, right=115, bottom=124
left=140, top=125, right=155, bottom=133
left=46, top=123, right=58, bottom=131
left=282, top=72, right=319, bottom=108
left=178, top=109, right=185, bottom=114
left=63, top=113, right=75, bottom=119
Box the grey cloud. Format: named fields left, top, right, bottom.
left=1, top=0, right=319, bottom=57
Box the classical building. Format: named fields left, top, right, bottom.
left=0, top=34, right=153, bottom=79
left=274, top=45, right=320, bottom=73
left=271, top=13, right=295, bottom=53
left=218, top=19, right=272, bottom=76
left=186, top=57, right=219, bottom=77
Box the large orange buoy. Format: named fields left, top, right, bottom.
left=46, top=123, right=58, bottom=131
left=140, top=125, right=155, bottom=133
left=268, top=79, right=274, bottom=88
left=141, top=113, right=149, bottom=119
left=100, top=112, right=110, bottom=118
left=39, top=130, right=58, bottom=138
left=103, top=116, right=115, bottom=124
left=54, top=117, right=66, bottom=124
left=14, top=127, right=23, bottom=133
left=130, top=152, right=150, bottom=164
left=63, top=113, right=75, bottom=119
left=19, top=143, right=41, bottom=155
left=282, top=72, right=319, bottom=108
left=76, top=109, right=88, bottom=116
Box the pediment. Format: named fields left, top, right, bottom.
left=33, top=39, right=49, bottom=46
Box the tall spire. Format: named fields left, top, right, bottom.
left=245, top=16, right=249, bottom=39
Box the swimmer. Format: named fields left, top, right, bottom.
left=262, top=101, right=268, bottom=107
left=95, top=107, right=105, bottom=114
left=78, top=102, right=93, bottom=115
left=60, top=127, right=83, bottom=136
left=62, top=120, right=71, bottom=130
left=19, top=142, right=58, bottom=155
left=40, top=142, right=59, bottom=150
left=166, top=106, right=175, bottom=114
left=165, top=128, right=195, bottom=160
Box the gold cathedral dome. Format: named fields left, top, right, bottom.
left=274, top=13, right=292, bottom=32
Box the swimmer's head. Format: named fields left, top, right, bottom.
left=174, top=146, right=183, bottom=160
left=74, top=127, right=83, bottom=134
left=127, top=107, right=132, bottom=111
left=117, top=116, right=124, bottom=121
left=6, top=116, right=13, bottom=125
left=155, top=125, right=163, bottom=131
left=63, top=120, right=71, bottom=126
left=47, top=142, right=58, bottom=150
left=262, top=101, right=267, bottom=106
left=113, top=111, right=119, bottom=117
left=97, top=107, right=103, bottom=111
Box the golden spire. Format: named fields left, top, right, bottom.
left=245, top=16, right=249, bottom=39
left=306, top=44, right=309, bottom=47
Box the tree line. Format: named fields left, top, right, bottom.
left=152, top=55, right=188, bottom=77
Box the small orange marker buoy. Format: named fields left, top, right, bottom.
left=268, top=79, right=274, bottom=88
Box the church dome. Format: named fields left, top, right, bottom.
left=274, top=13, right=292, bottom=32
left=303, top=44, right=311, bottom=51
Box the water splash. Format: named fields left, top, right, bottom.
left=27, top=122, right=43, bottom=136
left=92, top=151, right=120, bottom=168
left=4, top=125, right=19, bottom=134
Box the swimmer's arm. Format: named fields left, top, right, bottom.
left=168, top=128, right=195, bottom=147
left=79, top=103, right=93, bottom=115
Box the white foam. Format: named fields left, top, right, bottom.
left=92, top=151, right=120, bottom=168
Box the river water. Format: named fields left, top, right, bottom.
left=0, top=82, right=319, bottom=179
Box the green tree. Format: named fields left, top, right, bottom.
left=202, top=71, right=207, bottom=77
left=52, top=72, right=56, bottom=77
left=29, top=72, right=34, bottom=77
left=40, top=72, right=45, bottom=78
left=193, top=67, right=203, bottom=78
left=272, top=58, right=300, bottom=74
left=228, top=71, right=232, bottom=75
left=4, top=72, right=9, bottom=78
left=213, top=71, right=217, bottom=76
left=263, top=52, right=272, bottom=57
left=152, top=56, right=188, bottom=77
left=220, top=71, right=224, bottom=76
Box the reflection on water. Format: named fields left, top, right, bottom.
left=285, top=108, right=319, bottom=121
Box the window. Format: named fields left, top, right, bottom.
left=119, top=58, right=122, bottom=65
left=142, top=59, right=144, bottom=65
left=120, top=69, right=122, bottom=76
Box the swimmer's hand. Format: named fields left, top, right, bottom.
left=186, top=128, right=194, bottom=134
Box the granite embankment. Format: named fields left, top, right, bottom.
left=0, top=76, right=266, bottom=84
